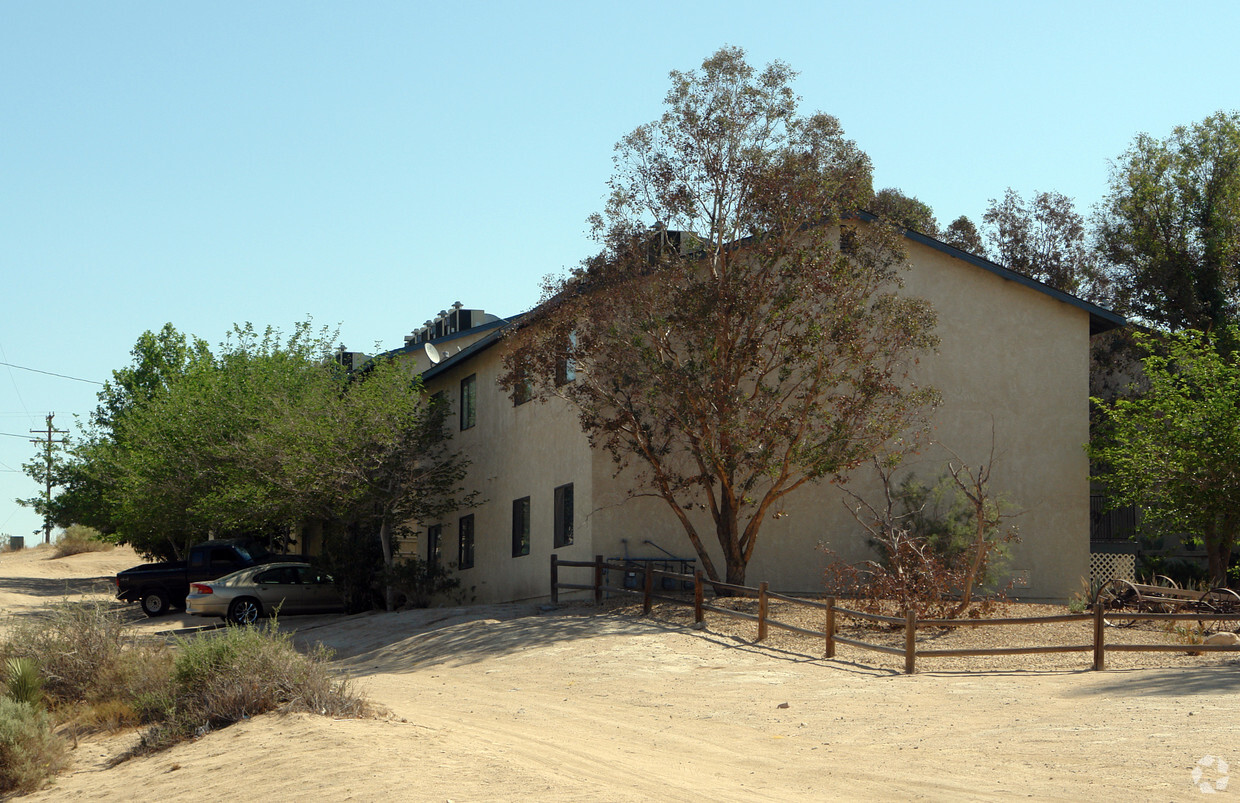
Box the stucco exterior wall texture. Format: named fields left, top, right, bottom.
left=413, top=240, right=1094, bottom=604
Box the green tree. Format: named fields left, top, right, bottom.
left=941, top=215, right=985, bottom=257
left=19, top=325, right=214, bottom=539
left=869, top=187, right=939, bottom=236
left=983, top=188, right=1098, bottom=296
left=1096, top=111, right=1240, bottom=333
left=501, top=48, right=939, bottom=589
left=1089, top=328, right=1240, bottom=585
left=25, top=323, right=473, bottom=583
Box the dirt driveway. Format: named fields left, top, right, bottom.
left=5, top=546, right=1239, bottom=801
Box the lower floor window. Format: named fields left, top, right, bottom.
left=426, top=523, right=442, bottom=564
left=554, top=483, right=573, bottom=547
left=512, top=497, right=531, bottom=557
left=458, top=515, right=475, bottom=569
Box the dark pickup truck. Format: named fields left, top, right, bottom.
left=115, top=539, right=277, bottom=617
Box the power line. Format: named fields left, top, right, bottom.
left=0, top=361, right=103, bottom=385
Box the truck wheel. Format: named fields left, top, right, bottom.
left=228, top=597, right=262, bottom=626
left=141, top=590, right=170, bottom=617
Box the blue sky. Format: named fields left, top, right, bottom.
left=2, top=1, right=1238, bottom=541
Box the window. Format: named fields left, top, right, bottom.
left=512, top=497, right=531, bottom=557
left=513, top=377, right=532, bottom=406
left=555, top=331, right=578, bottom=386
left=255, top=566, right=298, bottom=585
left=426, top=523, right=442, bottom=564
left=458, top=515, right=475, bottom=569
left=554, top=483, right=574, bottom=547
left=460, top=374, right=476, bottom=430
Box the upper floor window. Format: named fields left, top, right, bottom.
left=460, top=374, right=477, bottom=430
left=555, top=331, right=578, bottom=386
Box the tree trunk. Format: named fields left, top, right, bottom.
left=1205, top=514, right=1237, bottom=588
left=378, top=516, right=397, bottom=610
left=713, top=501, right=746, bottom=596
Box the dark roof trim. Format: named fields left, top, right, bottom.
left=853, top=211, right=1126, bottom=336
left=392, top=214, right=1127, bottom=380
left=417, top=315, right=524, bottom=381
left=382, top=316, right=510, bottom=359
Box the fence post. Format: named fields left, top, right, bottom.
left=825, top=597, right=836, bottom=658
left=594, top=555, right=604, bottom=605
left=758, top=581, right=769, bottom=642
left=642, top=561, right=653, bottom=616
left=550, top=554, right=558, bottom=604
left=1093, top=603, right=1106, bottom=671
left=904, top=609, right=917, bottom=675
left=694, top=570, right=704, bottom=625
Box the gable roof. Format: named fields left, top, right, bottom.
left=854, top=212, right=1126, bottom=336
left=408, top=218, right=1127, bottom=379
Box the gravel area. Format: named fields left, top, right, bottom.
left=586, top=595, right=1240, bottom=674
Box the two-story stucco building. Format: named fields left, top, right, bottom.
left=380, top=228, right=1124, bottom=604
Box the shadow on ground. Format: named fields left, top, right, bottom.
left=0, top=575, right=116, bottom=598
left=304, top=604, right=706, bottom=677
left=1064, top=665, right=1240, bottom=697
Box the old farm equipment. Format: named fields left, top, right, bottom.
left=1093, top=576, right=1240, bottom=632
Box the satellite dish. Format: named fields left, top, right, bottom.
left=424, top=342, right=441, bottom=364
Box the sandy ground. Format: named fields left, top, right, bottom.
left=3, top=545, right=1239, bottom=801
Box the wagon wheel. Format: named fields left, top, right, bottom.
left=1151, top=574, right=1179, bottom=589
left=1093, top=578, right=1141, bottom=627
left=1196, top=587, right=1240, bottom=635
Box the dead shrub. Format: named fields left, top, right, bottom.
left=826, top=450, right=1019, bottom=622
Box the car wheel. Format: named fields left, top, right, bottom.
left=141, top=590, right=170, bottom=617
left=228, top=597, right=262, bottom=626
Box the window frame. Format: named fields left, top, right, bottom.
left=426, top=523, right=442, bottom=564
left=512, top=497, right=531, bottom=557
left=458, top=514, right=475, bottom=569
left=553, top=483, right=574, bottom=548
left=460, top=374, right=477, bottom=430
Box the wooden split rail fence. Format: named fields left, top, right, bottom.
left=550, top=554, right=1240, bottom=674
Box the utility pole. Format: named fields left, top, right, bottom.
left=30, top=413, right=67, bottom=544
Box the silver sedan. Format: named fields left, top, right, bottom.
left=186, top=562, right=344, bottom=624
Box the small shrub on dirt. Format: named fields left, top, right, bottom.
left=141, top=620, right=368, bottom=749
left=5, top=658, right=44, bottom=707
left=0, top=697, right=69, bottom=796
left=4, top=600, right=129, bottom=704
left=51, top=525, right=114, bottom=558
left=383, top=556, right=463, bottom=608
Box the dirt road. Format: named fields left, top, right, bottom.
left=5, top=546, right=1238, bottom=801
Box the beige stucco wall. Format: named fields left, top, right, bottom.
left=587, top=238, right=1093, bottom=601
left=398, top=237, right=1096, bottom=604
left=408, top=344, right=595, bottom=603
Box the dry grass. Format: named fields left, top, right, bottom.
left=51, top=525, right=114, bottom=559
left=136, top=619, right=372, bottom=754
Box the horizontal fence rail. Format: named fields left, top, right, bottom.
left=550, top=554, right=1240, bottom=673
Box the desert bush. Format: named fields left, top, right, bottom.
left=0, top=698, right=69, bottom=796
left=4, top=600, right=129, bottom=704
left=382, top=555, right=463, bottom=608
left=141, top=620, right=367, bottom=748
left=51, top=524, right=114, bottom=558
left=5, top=657, right=43, bottom=707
